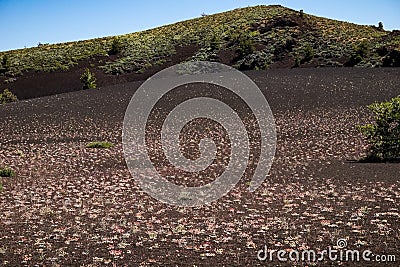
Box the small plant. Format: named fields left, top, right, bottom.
left=0, top=55, right=11, bottom=73
left=302, top=44, right=314, bottom=63
left=347, top=41, right=370, bottom=66
left=209, top=34, right=220, bottom=50
left=109, top=37, right=123, bottom=55
left=294, top=56, right=301, bottom=67
left=86, top=141, right=114, bottom=149
left=284, top=37, right=296, bottom=52
left=382, top=49, right=400, bottom=67
left=0, top=167, right=15, bottom=177
left=378, top=22, right=384, bottom=31
left=299, top=9, right=304, bottom=18
left=80, top=68, right=97, bottom=89
left=236, top=33, right=254, bottom=58
left=359, top=95, right=400, bottom=161
left=359, top=206, right=370, bottom=216
left=0, top=89, right=18, bottom=104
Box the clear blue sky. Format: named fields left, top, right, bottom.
left=0, top=0, right=399, bottom=52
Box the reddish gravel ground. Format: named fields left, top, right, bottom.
left=0, top=68, right=399, bottom=266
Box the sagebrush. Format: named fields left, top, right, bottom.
left=86, top=141, right=114, bottom=149
left=0, top=167, right=15, bottom=177
left=359, top=96, right=400, bottom=161
left=80, top=68, right=97, bottom=89
left=0, top=89, right=18, bottom=104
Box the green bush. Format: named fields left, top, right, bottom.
left=1, top=54, right=11, bottom=73
left=80, top=68, right=97, bottom=89
left=382, top=49, right=400, bottom=67
left=0, top=89, right=18, bottom=104
left=109, top=37, right=123, bottom=55
left=347, top=41, right=370, bottom=66
left=302, top=44, right=314, bottom=63
left=294, top=55, right=301, bottom=67
left=209, top=34, right=221, bottom=50
left=359, top=96, right=400, bottom=161
left=234, top=33, right=254, bottom=58
left=378, top=22, right=384, bottom=31
left=86, top=141, right=114, bottom=149
left=0, top=167, right=14, bottom=177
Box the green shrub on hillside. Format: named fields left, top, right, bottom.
left=236, top=33, right=255, bottom=58
left=0, top=5, right=395, bottom=76
left=0, top=89, right=18, bottom=104
left=359, top=96, right=400, bottom=161
left=0, top=54, right=11, bottom=73
left=209, top=34, right=221, bottom=50
left=347, top=41, right=370, bottom=66
left=80, top=68, right=97, bottom=89
left=302, top=44, right=314, bottom=63
left=109, top=37, right=123, bottom=55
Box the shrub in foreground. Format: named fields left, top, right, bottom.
left=86, top=141, right=114, bottom=149
left=359, top=96, right=400, bottom=161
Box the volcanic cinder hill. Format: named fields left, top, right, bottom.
left=0, top=5, right=399, bottom=99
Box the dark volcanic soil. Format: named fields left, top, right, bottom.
left=0, top=68, right=399, bottom=266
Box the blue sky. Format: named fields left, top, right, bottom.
left=0, top=0, right=399, bottom=52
